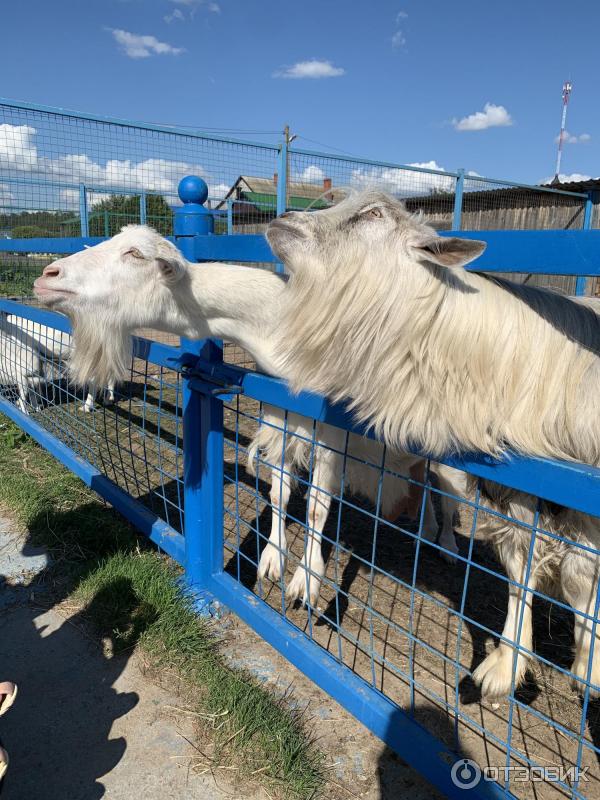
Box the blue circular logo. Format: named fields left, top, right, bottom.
left=451, top=758, right=482, bottom=790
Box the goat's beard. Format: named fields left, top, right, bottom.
left=68, top=314, right=132, bottom=388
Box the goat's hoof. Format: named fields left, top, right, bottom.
left=258, top=544, right=286, bottom=583
left=570, top=655, right=600, bottom=698
left=287, top=564, right=323, bottom=608
left=472, top=647, right=525, bottom=699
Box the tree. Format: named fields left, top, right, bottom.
left=88, top=194, right=174, bottom=237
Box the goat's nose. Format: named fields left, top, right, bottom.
left=42, top=264, right=61, bottom=278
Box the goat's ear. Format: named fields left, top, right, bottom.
left=412, top=235, right=486, bottom=268
left=156, top=256, right=186, bottom=284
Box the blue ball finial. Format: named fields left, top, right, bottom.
left=178, top=175, right=208, bottom=205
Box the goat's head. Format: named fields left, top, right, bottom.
left=33, top=225, right=188, bottom=386
left=266, top=191, right=486, bottom=281
left=34, top=225, right=187, bottom=321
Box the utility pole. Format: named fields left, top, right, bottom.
left=283, top=124, right=297, bottom=210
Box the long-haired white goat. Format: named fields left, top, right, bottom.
left=31, top=226, right=459, bottom=610
left=261, top=190, right=600, bottom=700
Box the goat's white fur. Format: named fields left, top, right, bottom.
left=0, top=315, right=114, bottom=414
left=247, top=408, right=461, bottom=605
left=262, top=192, right=600, bottom=699
left=33, top=225, right=459, bottom=610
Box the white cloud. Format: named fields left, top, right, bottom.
left=206, top=182, right=231, bottom=201
left=0, top=124, right=212, bottom=202
left=391, top=30, right=406, bottom=48
left=164, top=8, right=185, bottom=22
left=109, top=28, right=185, bottom=59
left=453, top=103, right=513, bottom=132
left=0, top=183, right=15, bottom=211
left=391, top=11, right=407, bottom=48
left=273, top=60, right=345, bottom=79
left=0, top=124, right=38, bottom=169
left=555, top=130, right=591, bottom=145
left=169, top=0, right=220, bottom=9
left=351, top=160, right=456, bottom=196
left=541, top=173, right=593, bottom=185
left=296, top=165, right=326, bottom=183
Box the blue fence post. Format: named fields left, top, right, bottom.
left=227, top=199, right=233, bottom=235
left=174, top=175, right=225, bottom=616
left=274, top=136, right=288, bottom=274
left=79, top=183, right=89, bottom=237
left=140, top=191, right=147, bottom=225
left=452, top=169, right=465, bottom=231
left=575, top=191, right=594, bottom=296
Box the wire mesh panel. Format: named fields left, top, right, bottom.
left=288, top=149, right=458, bottom=230
left=222, top=393, right=600, bottom=800
left=0, top=307, right=185, bottom=534
left=0, top=101, right=279, bottom=238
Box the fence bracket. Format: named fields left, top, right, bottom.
left=181, top=363, right=243, bottom=402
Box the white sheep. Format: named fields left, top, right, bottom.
left=263, top=191, right=600, bottom=699
left=31, top=226, right=460, bottom=611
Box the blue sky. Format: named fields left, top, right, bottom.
left=1, top=0, right=598, bottom=184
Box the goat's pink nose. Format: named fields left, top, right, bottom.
left=42, top=264, right=61, bottom=278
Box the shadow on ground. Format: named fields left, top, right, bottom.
left=0, top=577, right=140, bottom=800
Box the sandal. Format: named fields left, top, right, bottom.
left=0, top=683, right=17, bottom=717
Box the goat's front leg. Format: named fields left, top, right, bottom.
left=472, top=547, right=537, bottom=699
left=81, top=380, right=96, bottom=413
left=258, top=464, right=293, bottom=584
left=287, top=449, right=340, bottom=607
left=562, top=548, right=600, bottom=698
left=104, top=381, right=116, bottom=406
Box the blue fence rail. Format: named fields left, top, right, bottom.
left=0, top=177, right=598, bottom=799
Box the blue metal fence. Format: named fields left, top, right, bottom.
left=1, top=99, right=600, bottom=799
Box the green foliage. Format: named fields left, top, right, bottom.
left=11, top=224, right=49, bottom=238
left=0, top=211, right=74, bottom=238
left=88, top=194, right=174, bottom=237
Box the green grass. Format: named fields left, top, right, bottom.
left=0, top=414, right=324, bottom=798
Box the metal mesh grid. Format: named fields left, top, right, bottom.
left=223, top=394, right=600, bottom=799
left=288, top=149, right=458, bottom=230
left=0, top=102, right=279, bottom=237
left=0, top=310, right=185, bottom=533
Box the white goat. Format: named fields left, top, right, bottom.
left=249, top=408, right=461, bottom=605
left=3, top=316, right=115, bottom=413
left=261, top=191, right=600, bottom=700
left=0, top=314, right=46, bottom=413
left=32, top=226, right=460, bottom=610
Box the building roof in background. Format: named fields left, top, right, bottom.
left=541, top=178, right=600, bottom=193
left=216, top=174, right=346, bottom=211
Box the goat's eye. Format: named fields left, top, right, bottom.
left=366, top=208, right=382, bottom=218
left=125, top=248, right=144, bottom=259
